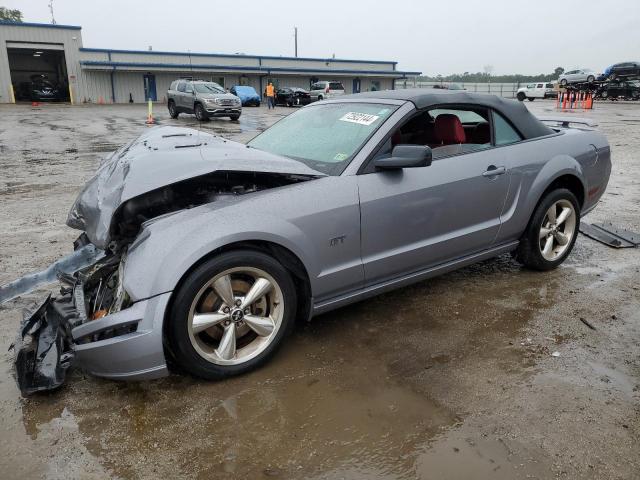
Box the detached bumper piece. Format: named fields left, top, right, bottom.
left=580, top=222, right=640, bottom=248
left=13, top=294, right=76, bottom=395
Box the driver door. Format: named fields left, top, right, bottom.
left=357, top=107, right=513, bottom=286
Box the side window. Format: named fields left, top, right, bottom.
left=185, top=83, right=194, bottom=93
left=492, top=111, right=522, bottom=146
left=177, top=82, right=186, bottom=93
left=536, top=83, right=543, bottom=88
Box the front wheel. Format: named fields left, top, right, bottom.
left=194, top=103, right=209, bottom=121
left=517, top=92, right=526, bottom=101
left=515, top=188, right=580, bottom=271
left=560, top=79, right=568, bottom=86
left=167, top=250, right=297, bottom=380
left=587, top=75, right=595, bottom=83
left=229, top=114, right=240, bottom=121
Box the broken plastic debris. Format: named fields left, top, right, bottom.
left=551, top=351, right=561, bottom=357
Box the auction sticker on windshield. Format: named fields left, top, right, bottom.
left=339, top=112, right=380, bottom=126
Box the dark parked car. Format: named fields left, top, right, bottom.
left=8, top=89, right=611, bottom=395
left=597, top=81, right=640, bottom=100
left=599, top=62, right=640, bottom=81
left=275, top=87, right=312, bottom=106
left=16, top=76, right=62, bottom=102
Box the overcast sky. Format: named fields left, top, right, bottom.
left=5, top=0, right=639, bottom=75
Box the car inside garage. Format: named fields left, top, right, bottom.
left=7, top=44, right=70, bottom=102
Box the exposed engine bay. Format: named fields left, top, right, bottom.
left=111, top=170, right=312, bottom=249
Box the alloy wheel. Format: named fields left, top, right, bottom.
left=538, top=199, right=577, bottom=261
left=187, top=267, right=284, bottom=366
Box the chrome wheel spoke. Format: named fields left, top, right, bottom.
left=213, top=275, right=235, bottom=307
left=542, top=235, right=554, bottom=256
left=556, top=207, right=572, bottom=226
left=554, top=231, right=570, bottom=246
left=192, top=312, right=228, bottom=334
left=539, top=227, right=551, bottom=239
left=546, top=205, right=557, bottom=224
left=241, top=278, right=272, bottom=309
left=243, top=314, right=275, bottom=337
left=215, top=323, right=236, bottom=360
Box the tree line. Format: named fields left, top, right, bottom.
left=420, top=67, right=565, bottom=83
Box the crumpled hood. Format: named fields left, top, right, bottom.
left=67, top=125, right=324, bottom=249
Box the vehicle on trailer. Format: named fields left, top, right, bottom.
left=230, top=85, right=261, bottom=107
left=167, top=80, right=242, bottom=121
left=309, top=81, right=345, bottom=101
left=558, top=69, right=597, bottom=86
left=275, top=87, right=312, bottom=106
left=6, top=89, right=611, bottom=395
left=516, top=82, right=556, bottom=101
left=597, top=80, right=640, bottom=100
left=598, top=61, right=640, bottom=81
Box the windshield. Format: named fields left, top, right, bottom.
left=194, top=82, right=225, bottom=94
left=235, top=86, right=257, bottom=95
left=248, top=102, right=398, bottom=175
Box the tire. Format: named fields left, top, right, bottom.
left=587, top=75, right=595, bottom=83
left=517, top=92, right=526, bottom=101
left=602, top=90, right=609, bottom=99
left=317, top=95, right=323, bottom=101
left=167, top=250, right=297, bottom=380
left=528, top=97, right=535, bottom=102
left=168, top=101, right=179, bottom=119
left=194, top=103, right=208, bottom=121
left=560, top=79, right=568, bottom=86
left=609, top=74, right=617, bottom=81
left=515, top=188, right=580, bottom=271
left=229, top=114, right=240, bottom=121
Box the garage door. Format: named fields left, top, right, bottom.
left=7, top=44, right=70, bottom=102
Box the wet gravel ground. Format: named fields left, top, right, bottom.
left=0, top=101, right=638, bottom=479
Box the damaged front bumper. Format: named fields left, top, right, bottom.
left=11, top=249, right=171, bottom=396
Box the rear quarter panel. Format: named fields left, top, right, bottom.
left=497, top=128, right=610, bottom=243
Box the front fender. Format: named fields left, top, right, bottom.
left=122, top=205, right=317, bottom=302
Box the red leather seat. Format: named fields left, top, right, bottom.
left=434, top=114, right=466, bottom=145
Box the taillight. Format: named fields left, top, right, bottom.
left=325, top=86, right=330, bottom=93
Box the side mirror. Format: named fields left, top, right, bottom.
left=373, top=145, right=432, bottom=170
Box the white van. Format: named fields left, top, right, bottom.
left=309, top=81, right=345, bottom=101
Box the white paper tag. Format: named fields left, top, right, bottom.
left=339, top=112, right=380, bottom=126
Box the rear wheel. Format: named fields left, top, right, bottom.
left=167, top=250, right=297, bottom=380
left=194, top=103, right=209, bottom=121
left=587, top=75, right=595, bottom=83
left=517, top=92, right=526, bottom=101
left=528, top=97, right=535, bottom=102
left=317, top=95, right=323, bottom=101
left=515, top=188, right=580, bottom=271
left=168, top=101, right=179, bottom=119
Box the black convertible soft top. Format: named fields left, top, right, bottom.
left=342, top=89, right=555, bottom=140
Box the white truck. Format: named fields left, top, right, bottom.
left=516, top=82, right=557, bottom=101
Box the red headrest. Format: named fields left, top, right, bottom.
left=434, top=114, right=466, bottom=144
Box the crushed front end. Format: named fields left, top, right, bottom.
left=13, top=244, right=169, bottom=395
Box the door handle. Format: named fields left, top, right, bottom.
left=482, top=165, right=506, bottom=177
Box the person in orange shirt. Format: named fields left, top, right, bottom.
left=266, top=82, right=276, bottom=110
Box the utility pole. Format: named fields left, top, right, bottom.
left=49, top=0, right=56, bottom=25
left=294, top=27, right=298, bottom=58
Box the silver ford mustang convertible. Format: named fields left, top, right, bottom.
left=8, top=89, right=611, bottom=394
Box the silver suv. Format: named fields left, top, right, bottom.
left=167, top=80, right=242, bottom=121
